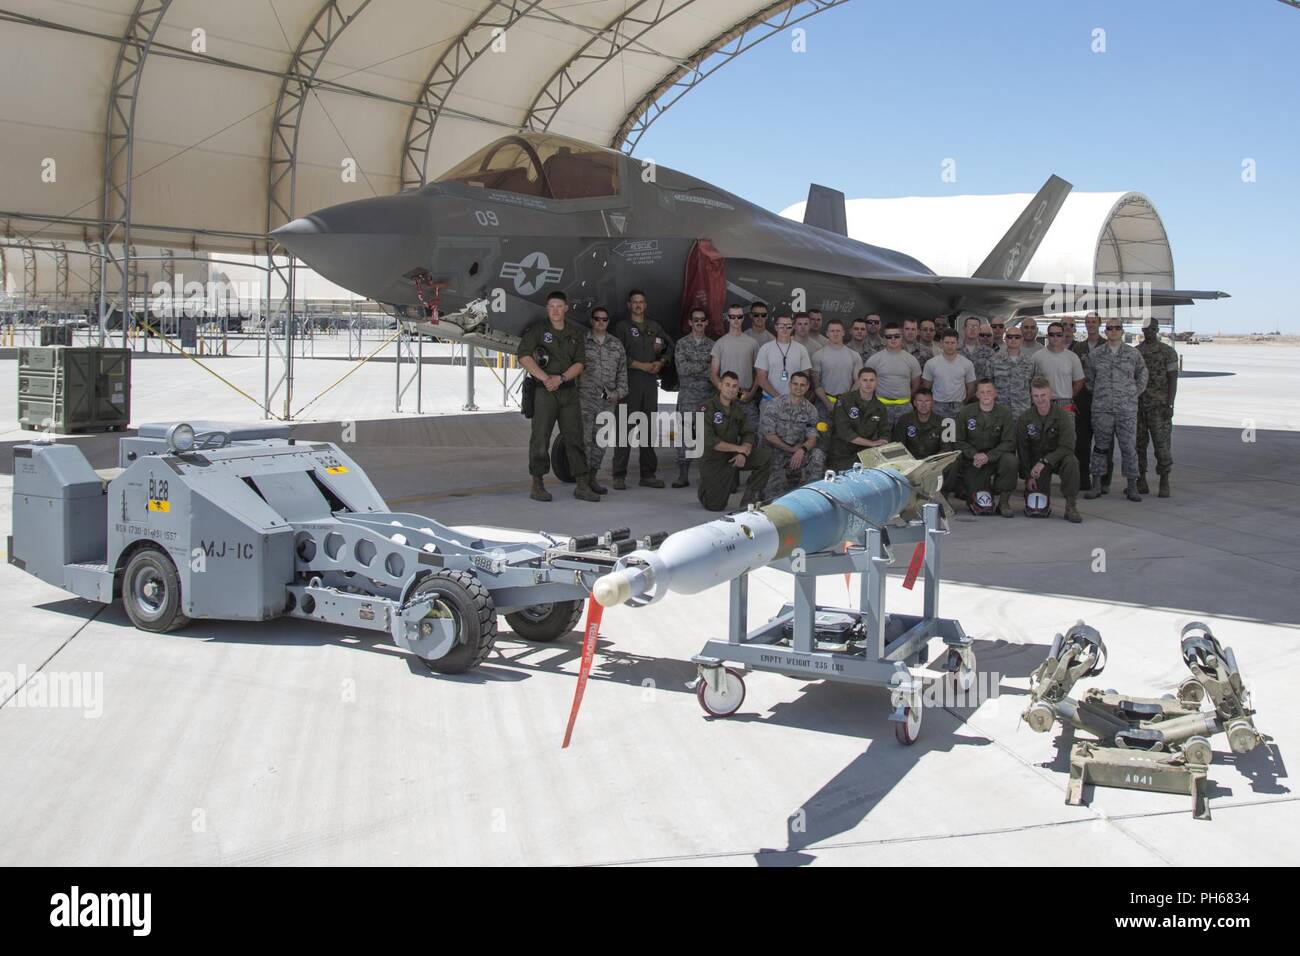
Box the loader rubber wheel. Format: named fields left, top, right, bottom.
left=505, top=599, right=584, bottom=642
left=413, top=570, right=497, bottom=674
left=550, top=433, right=576, bottom=484
left=122, top=547, right=191, bottom=633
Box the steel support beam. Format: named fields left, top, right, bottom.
left=521, top=1, right=699, bottom=134
left=265, top=0, right=373, bottom=421
left=100, top=0, right=173, bottom=347
left=52, top=241, right=68, bottom=301
left=22, top=242, right=36, bottom=299
left=399, top=0, right=546, bottom=189
left=613, top=0, right=850, bottom=153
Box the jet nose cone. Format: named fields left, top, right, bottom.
left=270, top=216, right=324, bottom=242
left=269, top=194, right=432, bottom=303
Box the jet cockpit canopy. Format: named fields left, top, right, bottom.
left=434, top=133, right=622, bottom=201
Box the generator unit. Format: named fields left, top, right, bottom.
left=9, top=422, right=655, bottom=673
left=16, top=345, right=130, bottom=434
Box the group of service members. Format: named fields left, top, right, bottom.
left=519, top=292, right=1179, bottom=519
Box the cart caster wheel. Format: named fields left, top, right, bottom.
left=697, top=667, right=745, bottom=717
left=946, top=647, right=977, bottom=695
left=894, top=703, right=922, bottom=745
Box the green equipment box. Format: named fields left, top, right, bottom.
left=17, top=346, right=131, bottom=434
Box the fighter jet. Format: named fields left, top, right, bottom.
left=272, top=131, right=1227, bottom=348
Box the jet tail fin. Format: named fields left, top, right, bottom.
left=973, top=174, right=1072, bottom=281
left=803, top=184, right=848, bottom=236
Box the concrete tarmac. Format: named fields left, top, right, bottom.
left=0, top=345, right=1296, bottom=865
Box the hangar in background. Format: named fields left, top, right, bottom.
left=782, top=190, right=1178, bottom=323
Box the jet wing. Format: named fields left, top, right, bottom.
left=851, top=273, right=1229, bottom=316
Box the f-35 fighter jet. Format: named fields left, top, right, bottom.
left=272, top=131, right=1226, bottom=348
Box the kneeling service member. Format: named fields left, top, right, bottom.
left=893, top=387, right=958, bottom=494
left=517, top=291, right=600, bottom=503
left=1018, top=377, right=1083, bottom=523
left=760, top=370, right=826, bottom=496
left=955, top=378, right=1017, bottom=517
left=698, top=371, right=772, bottom=512
left=828, top=367, right=889, bottom=471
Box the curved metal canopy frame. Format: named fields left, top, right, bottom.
left=520, top=0, right=701, bottom=134
left=264, top=0, right=373, bottom=420
left=613, top=0, right=850, bottom=153
left=99, top=0, right=173, bottom=341
left=399, top=0, right=548, bottom=190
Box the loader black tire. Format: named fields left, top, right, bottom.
left=413, top=569, right=497, bottom=674
left=550, top=433, right=576, bottom=484
left=504, top=599, right=584, bottom=643
left=121, top=546, right=191, bottom=633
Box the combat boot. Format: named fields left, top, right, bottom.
left=612, top=477, right=626, bottom=491
left=1083, top=481, right=1104, bottom=500
left=1158, top=474, right=1171, bottom=498
left=997, top=492, right=1014, bottom=517
left=588, top=475, right=608, bottom=495
left=1137, top=473, right=1150, bottom=495
left=573, top=478, right=601, bottom=502
left=671, top=463, right=690, bottom=488
left=530, top=477, right=552, bottom=502
left=1064, top=497, right=1082, bottom=523
left=1124, top=478, right=1142, bottom=502
left=639, top=475, right=666, bottom=488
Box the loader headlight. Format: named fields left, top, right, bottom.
left=167, top=422, right=196, bottom=453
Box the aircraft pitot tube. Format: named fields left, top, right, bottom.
left=592, top=444, right=958, bottom=608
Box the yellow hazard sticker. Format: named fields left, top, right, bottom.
left=148, top=499, right=170, bottom=512
left=325, top=465, right=349, bottom=475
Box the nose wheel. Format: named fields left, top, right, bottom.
left=696, top=666, right=746, bottom=717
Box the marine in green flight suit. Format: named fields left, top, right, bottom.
left=698, top=372, right=772, bottom=512
left=828, top=367, right=890, bottom=471
left=517, top=291, right=599, bottom=502
left=1017, top=378, right=1082, bottom=523
left=954, top=378, right=1018, bottom=516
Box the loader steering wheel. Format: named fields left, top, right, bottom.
left=193, top=430, right=231, bottom=450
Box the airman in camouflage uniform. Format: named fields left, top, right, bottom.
left=673, top=309, right=717, bottom=487
left=1136, top=322, right=1179, bottom=498
left=579, top=308, right=627, bottom=494
left=990, top=347, right=1034, bottom=418
left=1084, top=321, right=1148, bottom=502
left=759, top=371, right=826, bottom=496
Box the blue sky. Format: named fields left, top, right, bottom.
left=635, top=0, right=1299, bottom=333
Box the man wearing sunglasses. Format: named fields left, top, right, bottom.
left=754, top=314, right=813, bottom=402
left=578, top=305, right=627, bottom=495
left=1084, top=319, right=1148, bottom=501
left=711, top=304, right=761, bottom=433
left=866, top=321, right=922, bottom=427
left=745, top=302, right=774, bottom=346
left=611, top=289, right=671, bottom=489
left=1031, top=321, right=1085, bottom=411
left=672, top=307, right=718, bottom=488
left=860, top=314, right=885, bottom=359
left=990, top=326, right=1033, bottom=418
